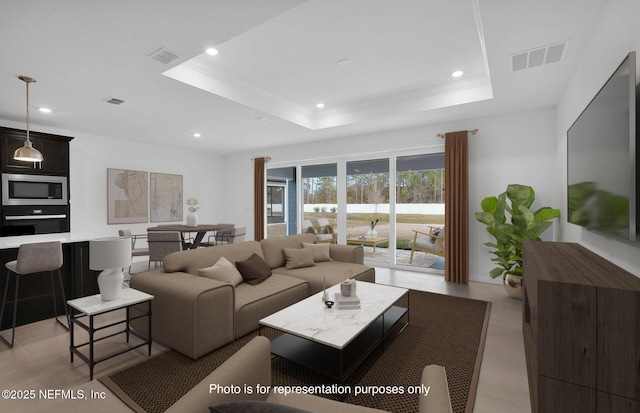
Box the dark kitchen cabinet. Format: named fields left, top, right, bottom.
left=0, top=126, right=72, bottom=175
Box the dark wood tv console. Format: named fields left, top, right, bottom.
left=522, top=241, right=640, bottom=413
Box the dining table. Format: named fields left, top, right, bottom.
left=147, top=224, right=227, bottom=249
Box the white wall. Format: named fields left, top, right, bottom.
left=556, top=0, right=640, bottom=276
left=223, top=107, right=557, bottom=283
left=0, top=119, right=224, bottom=239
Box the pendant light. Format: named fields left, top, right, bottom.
left=14, top=76, right=44, bottom=163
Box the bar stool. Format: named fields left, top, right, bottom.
left=0, top=241, right=69, bottom=348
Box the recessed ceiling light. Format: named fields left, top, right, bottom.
left=38, top=107, right=51, bottom=113
left=193, top=133, right=201, bottom=138
left=452, top=70, right=464, bottom=78
left=338, top=58, right=351, bottom=66
left=206, top=48, right=218, bottom=56
left=316, top=103, right=325, bottom=109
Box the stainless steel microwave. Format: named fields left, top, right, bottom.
left=1, top=173, right=68, bottom=206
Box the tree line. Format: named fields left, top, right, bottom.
left=303, top=169, right=445, bottom=205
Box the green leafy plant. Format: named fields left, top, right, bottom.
left=186, top=197, right=199, bottom=213
left=475, top=184, right=560, bottom=279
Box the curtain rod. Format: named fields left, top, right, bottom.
left=250, top=156, right=272, bottom=161
left=437, top=128, right=478, bottom=138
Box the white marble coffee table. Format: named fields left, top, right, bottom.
left=259, top=281, right=409, bottom=380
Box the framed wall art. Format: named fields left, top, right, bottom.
left=107, top=168, right=149, bottom=224
left=150, top=172, right=183, bottom=222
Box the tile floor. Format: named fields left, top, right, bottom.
left=0, top=267, right=530, bottom=412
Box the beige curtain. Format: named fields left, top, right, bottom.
left=444, top=131, right=469, bottom=284
left=253, top=157, right=265, bottom=241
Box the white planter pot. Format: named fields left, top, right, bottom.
left=186, top=212, right=198, bottom=227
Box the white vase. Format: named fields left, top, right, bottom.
left=186, top=212, right=198, bottom=227
left=97, top=268, right=124, bottom=301
left=366, top=229, right=377, bottom=238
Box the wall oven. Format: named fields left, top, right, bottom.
left=2, top=173, right=68, bottom=206
left=1, top=205, right=70, bottom=236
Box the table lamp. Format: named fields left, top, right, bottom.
left=89, top=237, right=131, bottom=301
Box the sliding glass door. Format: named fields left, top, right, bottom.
left=264, top=149, right=445, bottom=272
left=395, top=153, right=445, bottom=269
left=346, top=159, right=390, bottom=264
left=301, top=164, right=337, bottom=241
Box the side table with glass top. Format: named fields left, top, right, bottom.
left=67, top=288, right=153, bottom=380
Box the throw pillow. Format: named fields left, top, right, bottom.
left=283, top=247, right=316, bottom=269
left=197, top=257, right=243, bottom=286
left=210, top=401, right=311, bottom=413
left=302, top=242, right=332, bottom=262
left=430, top=228, right=441, bottom=244
left=235, top=253, right=272, bottom=285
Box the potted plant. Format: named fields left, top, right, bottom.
left=475, top=184, right=560, bottom=299
left=186, top=197, right=200, bottom=227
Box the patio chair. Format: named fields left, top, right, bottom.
left=314, top=218, right=337, bottom=243
left=301, top=219, right=334, bottom=243
left=409, top=226, right=445, bottom=263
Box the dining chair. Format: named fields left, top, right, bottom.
left=147, top=231, right=182, bottom=269
left=224, top=226, right=246, bottom=244
left=118, top=228, right=149, bottom=274
left=203, top=224, right=235, bottom=246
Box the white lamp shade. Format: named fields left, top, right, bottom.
left=89, top=237, right=131, bottom=270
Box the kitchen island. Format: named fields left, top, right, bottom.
left=0, top=232, right=115, bottom=330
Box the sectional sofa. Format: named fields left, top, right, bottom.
left=130, top=233, right=375, bottom=359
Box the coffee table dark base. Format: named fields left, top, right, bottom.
left=265, top=302, right=408, bottom=381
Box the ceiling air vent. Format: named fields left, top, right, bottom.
left=104, top=97, right=125, bottom=105
left=254, top=116, right=275, bottom=124
left=511, top=41, right=569, bottom=71
left=148, top=47, right=182, bottom=65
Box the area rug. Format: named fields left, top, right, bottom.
left=100, top=290, right=490, bottom=413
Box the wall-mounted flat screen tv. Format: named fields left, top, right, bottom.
left=567, top=51, right=637, bottom=241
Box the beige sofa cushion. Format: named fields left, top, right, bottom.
left=267, top=393, right=388, bottom=413
left=234, top=274, right=309, bottom=337
left=272, top=261, right=375, bottom=294
left=198, top=257, right=244, bottom=286
left=419, top=365, right=453, bottom=413
left=166, top=336, right=389, bottom=413
left=302, top=242, right=332, bottom=262
left=283, top=247, right=316, bottom=269
left=260, top=233, right=317, bottom=269
left=165, top=336, right=271, bottom=413
left=164, top=240, right=264, bottom=275
left=130, top=271, right=235, bottom=359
